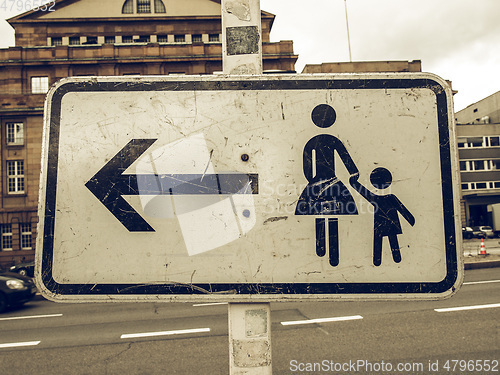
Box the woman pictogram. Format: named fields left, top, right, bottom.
left=295, top=104, right=359, bottom=266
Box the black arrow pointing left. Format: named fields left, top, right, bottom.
left=85, top=139, right=157, bottom=232
left=85, top=139, right=259, bottom=232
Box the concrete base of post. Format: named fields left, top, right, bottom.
left=228, top=303, right=272, bottom=374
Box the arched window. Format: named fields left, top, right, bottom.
left=122, top=0, right=133, bottom=14
left=122, top=0, right=165, bottom=14
left=154, top=0, right=166, bottom=13
left=137, top=0, right=151, bottom=13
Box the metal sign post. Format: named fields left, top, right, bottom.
left=222, top=1, right=271, bottom=374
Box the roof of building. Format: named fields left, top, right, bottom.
left=7, top=0, right=275, bottom=24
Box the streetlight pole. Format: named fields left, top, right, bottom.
left=344, top=0, right=353, bottom=62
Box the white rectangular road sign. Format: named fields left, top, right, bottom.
left=36, top=73, right=463, bottom=302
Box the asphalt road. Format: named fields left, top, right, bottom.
left=0, top=268, right=498, bottom=375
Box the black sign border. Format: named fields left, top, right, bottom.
left=39, top=76, right=459, bottom=297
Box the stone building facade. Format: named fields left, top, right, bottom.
left=455, top=91, right=500, bottom=227
left=0, top=0, right=297, bottom=268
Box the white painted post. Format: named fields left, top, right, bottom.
left=222, top=0, right=263, bottom=75
left=221, top=1, right=271, bottom=374
left=228, top=303, right=272, bottom=374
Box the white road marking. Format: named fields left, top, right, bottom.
left=281, top=315, right=363, bottom=326
left=121, top=327, right=211, bottom=339
left=464, top=279, right=500, bottom=285
left=192, top=302, right=228, bottom=307
left=0, top=341, right=41, bottom=349
left=0, top=313, right=63, bottom=321
left=435, top=303, right=500, bottom=313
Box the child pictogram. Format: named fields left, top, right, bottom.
left=350, top=167, right=415, bottom=266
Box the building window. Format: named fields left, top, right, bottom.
left=470, top=137, right=484, bottom=148
left=105, top=36, right=116, bottom=44
left=174, top=35, right=185, bottom=43
left=122, top=36, right=133, bottom=43
left=461, top=161, right=470, bottom=171
left=123, top=0, right=164, bottom=13
left=154, top=0, right=166, bottom=13
left=7, top=160, right=25, bottom=194
left=457, top=136, right=483, bottom=148
left=489, top=136, right=499, bottom=147
left=20, top=223, right=32, bottom=250
left=209, top=34, right=220, bottom=42
left=31, top=76, right=49, bottom=94
left=137, top=0, right=151, bottom=13
left=458, top=135, right=500, bottom=149
left=122, top=0, right=133, bottom=13
left=84, top=36, right=98, bottom=45
left=69, top=36, right=80, bottom=45
left=461, top=159, right=500, bottom=172
left=462, top=181, right=500, bottom=191
left=1, top=224, right=13, bottom=251
left=135, top=35, right=150, bottom=43
left=157, top=35, right=168, bottom=43
left=192, top=34, right=202, bottom=43
left=51, top=37, right=62, bottom=46
left=6, top=122, right=24, bottom=146
left=473, top=160, right=485, bottom=171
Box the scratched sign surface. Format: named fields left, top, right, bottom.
left=36, top=74, right=462, bottom=302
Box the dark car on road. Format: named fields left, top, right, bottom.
left=472, top=226, right=494, bottom=239
left=462, top=226, right=474, bottom=239
left=0, top=271, right=37, bottom=313
left=9, top=261, right=35, bottom=277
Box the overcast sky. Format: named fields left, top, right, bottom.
left=261, top=0, right=500, bottom=111
left=1, top=0, right=499, bottom=111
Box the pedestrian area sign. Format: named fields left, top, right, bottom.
left=36, top=74, right=463, bottom=302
